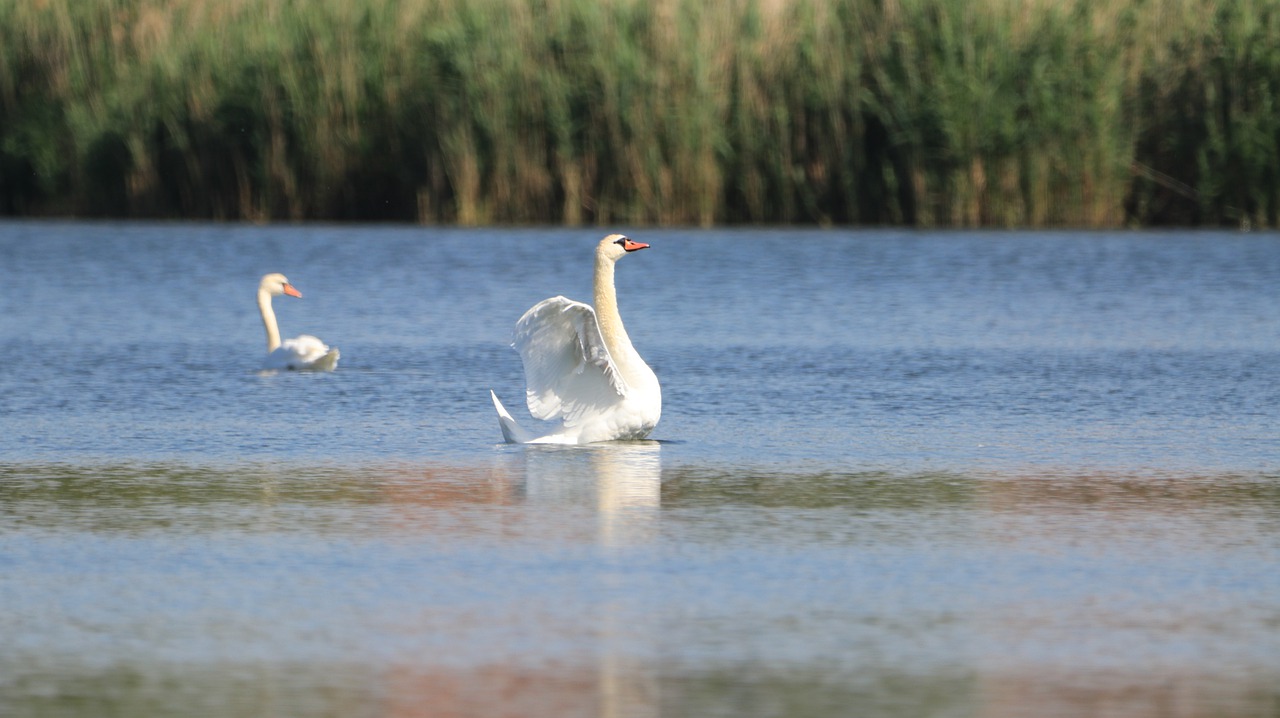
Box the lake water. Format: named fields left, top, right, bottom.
left=1, top=222, right=1278, bottom=717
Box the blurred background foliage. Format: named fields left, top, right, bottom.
left=2, top=0, right=1280, bottom=227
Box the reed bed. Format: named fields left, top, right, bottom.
left=2, top=0, right=1279, bottom=226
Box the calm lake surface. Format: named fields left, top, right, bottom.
left=1, top=222, right=1278, bottom=717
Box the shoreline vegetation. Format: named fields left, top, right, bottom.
left=2, top=0, right=1279, bottom=228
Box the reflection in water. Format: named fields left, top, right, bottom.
left=2, top=460, right=1279, bottom=717
left=969, top=474, right=1280, bottom=718
left=376, top=443, right=663, bottom=718
left=519, top=441, right=662, bottom=547
left=520, top=442, right=661, bottom=718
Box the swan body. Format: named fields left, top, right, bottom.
left=491, top=234, right=661, bottom=444
left=257, top=273, right=340, bottom=371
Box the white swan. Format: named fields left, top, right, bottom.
left=257, top=273, right=340, bottom=371
left=491, top=234, right=661, bottom=444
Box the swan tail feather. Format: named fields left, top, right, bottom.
left=491, top=390, right=532, bottom=444
left=313, top=348, right=340, bottom=372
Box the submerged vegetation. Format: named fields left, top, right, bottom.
left=2, top=0, right=1280, bottom=227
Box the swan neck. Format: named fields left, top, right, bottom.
left=593, top=255, right=632, bottom=360
left=258, top=289, right=282, bottom=353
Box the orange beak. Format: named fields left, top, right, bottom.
left=622, top=239, right=649, bottom=252
left=283, top=283, right=302, bottom=298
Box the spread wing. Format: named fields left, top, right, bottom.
left=513, top=296, right=629, bottom=426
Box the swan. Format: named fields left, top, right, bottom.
left=257, top=273, right=340, bottom=371
left=491, top=234, right=661, bottom=444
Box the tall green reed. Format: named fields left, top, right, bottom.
left=2, top=0, right=1279, bottom=226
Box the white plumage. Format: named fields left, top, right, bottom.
left=491, top=234, right=661, bottom=444
left=257, top=273, right=340, bottom=372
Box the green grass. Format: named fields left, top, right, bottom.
left=2, top=0, right=1279, bottom=227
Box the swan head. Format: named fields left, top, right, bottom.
left=597, top=234, right=649, bottom=262
left=259, top=272, right=302, bottom=299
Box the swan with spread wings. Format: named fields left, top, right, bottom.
left=490, top=235, right=661, bottom=444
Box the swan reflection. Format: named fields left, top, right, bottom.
left=520, top=441, right=661, bottom=505
left=519, top=441, right=662, bottom=548
left=372, top=446, right=662, bottom=717
left=520, top=441, right=661, bottom=718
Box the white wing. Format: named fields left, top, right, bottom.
left=514, top=296, right=629, bottom=426
left=266, top=335, right=339, bottom=371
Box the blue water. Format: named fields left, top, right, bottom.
left=1, top=222, right=1278, bottom=717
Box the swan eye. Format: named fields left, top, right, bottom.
left=614, top=237, right=628, bottom=246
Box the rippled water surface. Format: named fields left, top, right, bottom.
left=1, top=222, right=1278, bottom=717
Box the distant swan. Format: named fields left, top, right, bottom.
left=257, top=273, right=340, bottom=371
left=491, top=234, right=661, bottom=444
